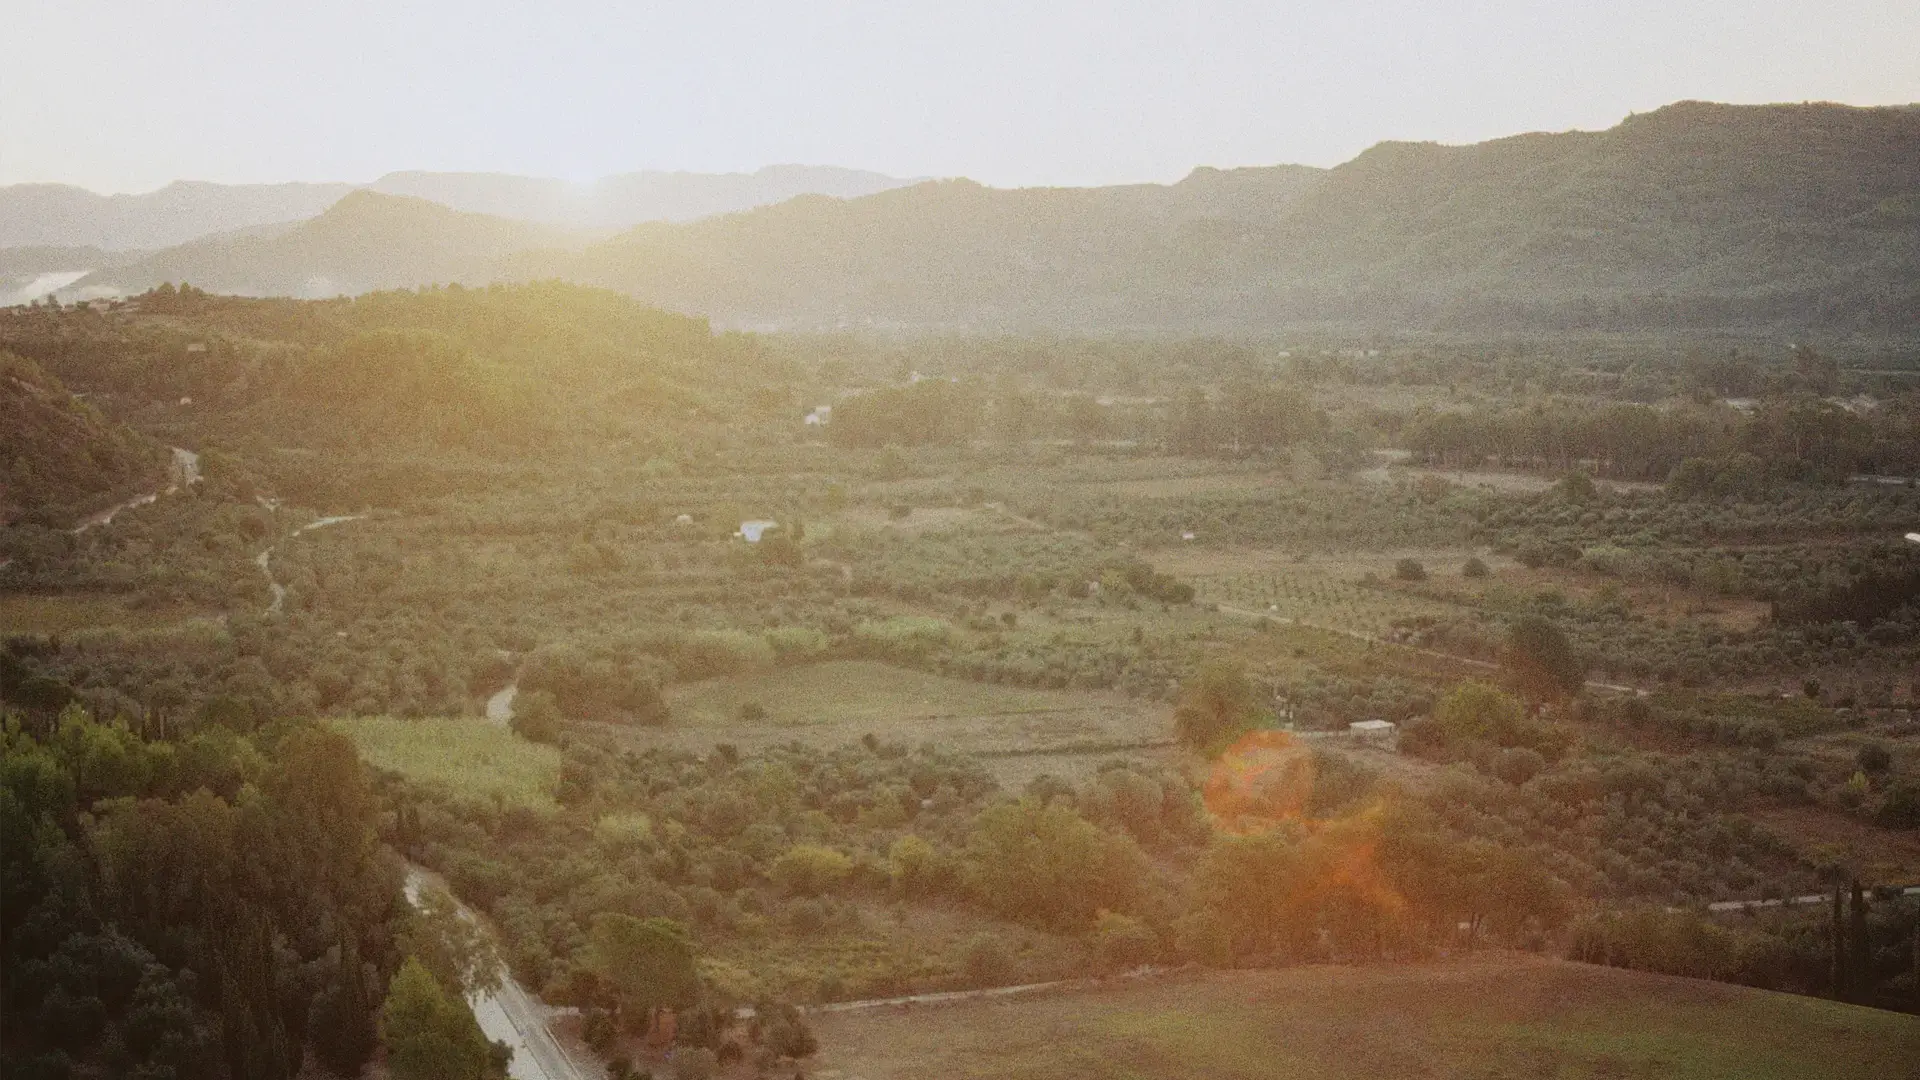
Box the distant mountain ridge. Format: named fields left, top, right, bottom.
left=0, top=166, right=919, bottom=251
left=70, top=191, right=589, bottom=300
left=545, top=162, right=1333, bottom=330
left=0, top=181, right=356, bottom=252
left=368, top=164, right=919, bottom=227
left=553, top=101, right=1920, bottom=331
left=20, top=102, right=1920, bottom=331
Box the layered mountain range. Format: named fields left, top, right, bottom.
left=0, top=165, right=916, bottom=250
left=12, top=102, right=1919, bottom=332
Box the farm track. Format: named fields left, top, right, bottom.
left=800, top=968, right=1179, bottom=1016
left=1215, top=602, right=1645, bottom=695
left=72, top=447, right=201, bottom=533
left=253, top=513, right=365, bottom=615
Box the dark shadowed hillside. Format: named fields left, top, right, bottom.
left=0, top=352, right=169, bottom=523
left=1245, top=101, right=1920, bottom=329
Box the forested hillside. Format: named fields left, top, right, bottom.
left=0, top=283, right=778, bottom=507
left=0, top=353, right=168, bottom=525
left=1251, top=101, right=1920, bottom=328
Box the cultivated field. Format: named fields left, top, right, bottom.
left=327, top=715, right=562, bottom=810
left=1360, top=462, right=1665, bottom=494
left=808, top=954, right=1920, bottom=1080
left=622, top=660, right=1176, bottom=783
left=1153, top=544, right=1772, bottom=645
left=1150, top=546, right=1469, bottom=634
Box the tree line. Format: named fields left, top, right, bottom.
left=2, top=707, right=509, bottom=1080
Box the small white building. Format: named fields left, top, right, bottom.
left=1348, top=719, right=1398, bottom=748
left=737, top=520, right=778, bottom=543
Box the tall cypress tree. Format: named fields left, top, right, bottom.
left=1829, top=885, right=1847, bottom=1000
left=311, top=933, right=378, bottom=1075
left=1847, top=880, right=1869, bottom=1003
left=218, top=906, right=293, bottom=1080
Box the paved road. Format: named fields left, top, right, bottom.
left=403, top=867, right=591, bottom=1080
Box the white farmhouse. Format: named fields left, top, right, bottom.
left=1347, top=719, right=1398, bottom=749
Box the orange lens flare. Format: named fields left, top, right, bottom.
left=1202, top=729, right=1405, bottom=915
left=1202, top=729, right=1315, bottom=833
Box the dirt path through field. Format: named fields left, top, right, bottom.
left=253, top=513, right=366, bottom=615
left=487, top=682, right=518, bottom=725
left=72, top=447, right=201, bottom=533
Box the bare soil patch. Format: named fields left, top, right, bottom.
left=807, top=953, right=1919, bottom=1080
left=1752, top=804, right=1920, bottom=884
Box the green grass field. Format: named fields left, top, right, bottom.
left=327, top=715, right=561, bottom=811
left=623, top=660, right=1174, bottom=782
left=808, top=954, right=1919, bottom=1080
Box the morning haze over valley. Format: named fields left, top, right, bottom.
left=8, top=101, right=1920, bottom=333
left=3, top=3, right=1919, bottom=1079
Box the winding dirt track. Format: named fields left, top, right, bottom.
left=72, top=447, right=200, bottom=533
left=253, top=513, right=365, bottom=615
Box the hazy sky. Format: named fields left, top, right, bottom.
left=5, top=0, right=1918, bottom=193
